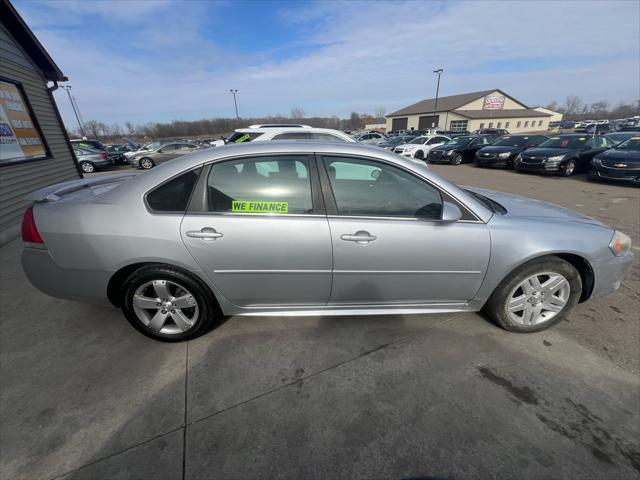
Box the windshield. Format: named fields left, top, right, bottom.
left=388, top=136, right=413, bottom=145
left=446, top=136, right=472, bottom=146
left=494, top=136, right=530, bottom=147
left=408, top=136, right=427, bottom=144
left=465, top=189, right=507, bottom=215
left=616, top=137, right=640, bottom=151
left=539, top=136, right=588, bottom=149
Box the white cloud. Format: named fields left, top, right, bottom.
left=14, top=0, right=640, bottom=126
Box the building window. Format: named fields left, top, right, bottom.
left=505, top=122, right=510, bottom=129
left=497, top=122, right=502, bottom=128
left=488, top=122, right=494, bottom=128
left=538, top=120, right=543, bottom=127
left=0, top=80, right=48, bottom=166
left=479, top=123, right=484, bottom=130
left=449, top=120, right=468, bottom=132
left=524, top=121, right=529, bottom=128
left=517, top=121, right=521, bottom=128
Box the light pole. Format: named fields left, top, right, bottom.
left=60, top=85, right=85, bottom=136
left=229, top=89, right=239, bottom=120
left=432, top=68, right=443, bottom=130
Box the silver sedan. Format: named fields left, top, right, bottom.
left=21, top=142, right=632, bottom=341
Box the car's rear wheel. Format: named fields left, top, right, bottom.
left=414, top=150, right=424, bottom=160
left=451, top=153, right=463, bottom=165
left=139, top=157, right=154, bottom=169
left=121, top=266, right=219, bottom=341
left=484, top=256, right=582, bottom=333
left=79, top=161, right=95, bottom=173
left=561, top=159, right=576, bottom=176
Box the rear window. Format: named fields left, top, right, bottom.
left=146, top=168, right=201, bottom=212
left=226, top=132, right=264, bottom=143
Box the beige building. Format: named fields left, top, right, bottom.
left=534, top=106, right=563, bottom=123
left=386, top=89, right=552, bottom=134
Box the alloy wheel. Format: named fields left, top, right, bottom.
left=506, top=272, right=570, bottom=326
left=132, top=280, right=199, bottom=334
left=140, top=158, right=153, bottom=169
left=80, top=161, right=95, bottom=173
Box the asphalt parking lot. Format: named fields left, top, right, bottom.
left=1, top=164, right=638, bottom=480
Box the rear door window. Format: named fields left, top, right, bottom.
left=207, top=155, right=313, bottom=214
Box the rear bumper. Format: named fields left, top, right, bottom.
left=590, top=251, right=634, bottom=300
left=22, top=247, right=112, bottom=306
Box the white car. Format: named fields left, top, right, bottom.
left=393, top=135, right=451, bottom=160
left=355, top=132, right=387, bottom=144
left=226, top=124, right=354, bottom=144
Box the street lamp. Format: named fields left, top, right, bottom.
left=60, top=85, right=85, bottom=136
left=229, top=89, right=239, bottom=120
left=432, top=69, right=443, bottom=130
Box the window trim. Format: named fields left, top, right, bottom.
left=0, top=75, right=52, bottom=168
left=186, top=153, right=324, bottom=216
left=316, top=153, right=480, bottom=222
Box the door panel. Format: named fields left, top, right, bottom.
left=181, top=215, right=332, bottom=307
left=328, top=217, right=490, bottom=304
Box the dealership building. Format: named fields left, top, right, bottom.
left=0, top=0, right=80, bottom=245
left=385, top=89, right=554, bottom=134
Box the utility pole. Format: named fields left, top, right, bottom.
left=230, top=89, right=239, bottom=120
left=432, top=69, right=443, bottom=130
left=60, top=85, right=85, bottom=137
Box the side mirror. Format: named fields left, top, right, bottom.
left=441, top=201, right=462, bottom=223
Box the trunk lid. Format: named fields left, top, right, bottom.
left=26, top=173, right=138, bottom=203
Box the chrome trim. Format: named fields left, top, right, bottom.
left=327, top=214, right=483, bottom=224
left=334, top=270, right=482, bottom=274
left=185, top=212, right=326, bottom=218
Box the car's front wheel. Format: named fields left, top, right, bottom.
left=451, top=153, right=463, bottom=165
left=121, top=265, right=220, bottom=341
left=561, top=159, right=576, bottom=176
left=414, top=150, right=424, bottom=160
left=484, top=256, right=582, bottom=333
left=139, top=157, right=154, bottom=169
left=79, top=161, right=95, bottom=173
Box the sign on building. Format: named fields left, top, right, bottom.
left=483, top=95, right=505, bottom=110
left=0, top=80, right=47, bottom=163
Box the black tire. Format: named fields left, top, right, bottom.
left=79, top=161, right=95, bottom=173
left=139, top=157, right=154, bottom=170
left=414, top=150, right=424, bottom=160
left=483, top=256, right=582, bottom=333
left=561, top=159, right=576, bottom=177
left=121, top=265, right=220, bottom=342
left=451, top=153, right=463, bottom=165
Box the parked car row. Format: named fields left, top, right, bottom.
left=413, top=132, right=639, bottom=184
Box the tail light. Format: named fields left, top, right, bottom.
left=21, top=205, right=44, bottom=244
left=99, top=152, right=108, bottom=158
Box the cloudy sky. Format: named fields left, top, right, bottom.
left=13, top=0, right=640, bottom=127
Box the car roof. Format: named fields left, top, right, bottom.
left=236, top=127, right=345, bottom=134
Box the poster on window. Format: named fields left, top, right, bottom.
left=0, top=80, right=47, bottom=163
left=482, top=95, right=505, bottom=110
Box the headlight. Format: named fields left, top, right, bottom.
left=498, top=152, right=511, bottom=158
left=610, top=230, right=631, bottom=256
left=591, top=157, right=602, bottom=166
left=547, top=155, right=565, bottom=162
left=515, top=154, right=522, bottom=162
left=446, top=150, right=455, bottom=156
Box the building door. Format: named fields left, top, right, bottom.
left=419, top=115, right=440, bottom=130
left=391, top=117, right=408, bottom=131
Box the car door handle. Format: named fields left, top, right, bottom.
left=186, top=228, right=223, bottom=240
left=341, top=231, right=377, bottom=244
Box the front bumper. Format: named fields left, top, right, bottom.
left=474, top=156, right=512, bottom=168
left=514, top=158, right=565, bottom=174
left=590, top=251, right=634, bottom=300
left=427, top=152, right=453, bottom=164
left=589, top=166, right=640, bottom=184
left=22, top=247, right=112, bottom=305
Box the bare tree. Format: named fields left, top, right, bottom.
left=373, top=106, right=386, bottom=119
left=290, top=107, right=305, bottom=119
left=124, top=121, right=136, bottom=136
left=563, top=95, right=584, bottom=115
left=83, top=120, right=105, bottom=139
